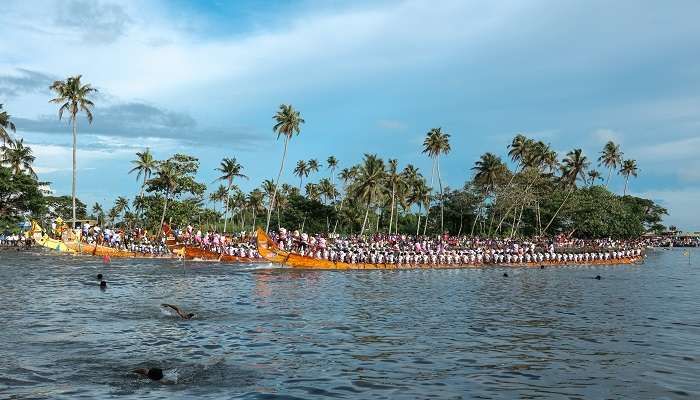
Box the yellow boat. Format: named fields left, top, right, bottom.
left=26, top=221, right=75, bottom=254
left=256, top=228, right=642, bottom=270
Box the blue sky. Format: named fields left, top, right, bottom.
left=1, top=0, right=699, bottom=229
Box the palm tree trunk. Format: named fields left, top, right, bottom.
left=266, top=137, right=289, bottom=232
left=375, top=209, right=380, bottom=232
left=71, top=115, right=77, bottom=228
left=543, top=186, right=574, bottom=234
left=157, top=191, right=170, bottom=238
left=606, top=166, right=612, bottom=188
left=416, top=207, right=421, bottom=236
left=457, top=210, right=463, bottom=236
left=332, top=195, right=345, bottom=235
left=437, top=155, right=444, bottom=233
left=360, top=201, right=371, bottom=236
left=277, top=205, right=281, bottom=230
left=395, top=204, right=400, bottom=234
left=388, top=184, right=395, bottom=234
left=223, top=181, right=231, bottom=233
left=623, top=176, right=629, bottom=195
left=513, top=202, right=525, bottom=238
left=470, top=205, right=480, bottom=236
left=423, top=199, right=430, bottom=235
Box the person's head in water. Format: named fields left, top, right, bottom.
left=100, top=280, right=107, bottom=288
left=595, top=275, right=602, bottom=280
left=97, top=273, right=103, bottom=280
left=503, top=272, right=509, bottom=277
left=187, top=313, right=195, bottom=319
left=133, top=367, right=163, bottom=381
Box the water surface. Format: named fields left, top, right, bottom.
left=1, top=247, right=698, bottom=399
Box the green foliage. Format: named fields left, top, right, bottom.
left=45, top=195, right=87, bottom=220
left=0, top=165, right=45, bottom=229
left=278, top=194, right=336, bottom=233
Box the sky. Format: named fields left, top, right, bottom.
left=1, top=0, right=699, bottom=230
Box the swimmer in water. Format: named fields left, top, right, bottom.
left=161, top=303, right=195, bottom=320
left=133, top=367, right=163, bottom=381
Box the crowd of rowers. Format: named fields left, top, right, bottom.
left=171, top=225, right=261, bottom=258
left=267, top=228, right=645, bottom=265
left=74, top=222, right=645, bottom=265
left=77, top=223, right=171, bottom=255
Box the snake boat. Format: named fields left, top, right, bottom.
left=255, top=228, right=643, bottom=270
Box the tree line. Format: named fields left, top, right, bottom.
left=1, top=76, right=664, bottom=238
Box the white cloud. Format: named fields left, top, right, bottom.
left=27, top=135, right=181, bottom=176
left=632, top=136, right=700, bottom=162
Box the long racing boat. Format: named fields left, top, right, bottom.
left=169, top=244, right=265, bottom=263
left=255, top=228, right=643, bottom=270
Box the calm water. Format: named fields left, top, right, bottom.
left=0, top=247, right=698, bottom=399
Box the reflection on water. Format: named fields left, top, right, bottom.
left=1, top=247, right=699, bottom=399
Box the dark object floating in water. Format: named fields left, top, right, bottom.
left=134, top=367, right=163, bottom=381
left=100, top=280, right=107, bottom=288
left=540, top=265, right=545, bottom=269
left=97, top=273, right=103, bottom=280
left=503, top=273, right=509, bottom=277
left=595, top=275, right=602, bottom=280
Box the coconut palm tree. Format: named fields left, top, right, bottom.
left=422, top=127, right=451, bottom=233
left=275, top=185, right=290, bottom=229
left=293, top=160, right=309, bottom=189
left=91, top=203, right=103, bottom=225
left=49, top=75, right=97, bottom=228
left=598, top=141, right=623, bottom=189
left=0, top=104, right=16, bottom=148
left=326, top=156, right=338, bottom=186
left=471, top=152, right=507, bottom=235
left=619, top=159, right=638, bottom=195
left=2, top=138, right=37, bottom=178
left=209, top=184, right=228, bottom=213
left=543, top=148, right=590, bottom=233
left=114, top=196, right=130, bottom=223
left=215, top=157, right=247, bottom=233
left=333, top=166, right=357, bottom=234
left=318, top=178, right=336, bottom=205
left=247, top=189, right=264, bottom=230
left=266, top=104, right=305, bottom=232
left=107, top=207, right=119, bottom=227
left=385, top=159, right=404, bottom=235
left=129, top=148, right=157, bottom=221
left=587, top=170, right=602, bottom=186
left=353, top=154, right=386, bottom=235
left=151, top=160, right=179, bottom=238
left=231, top=189, right=247, bottom=229
left=307, top=159, right=320, bottom=179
